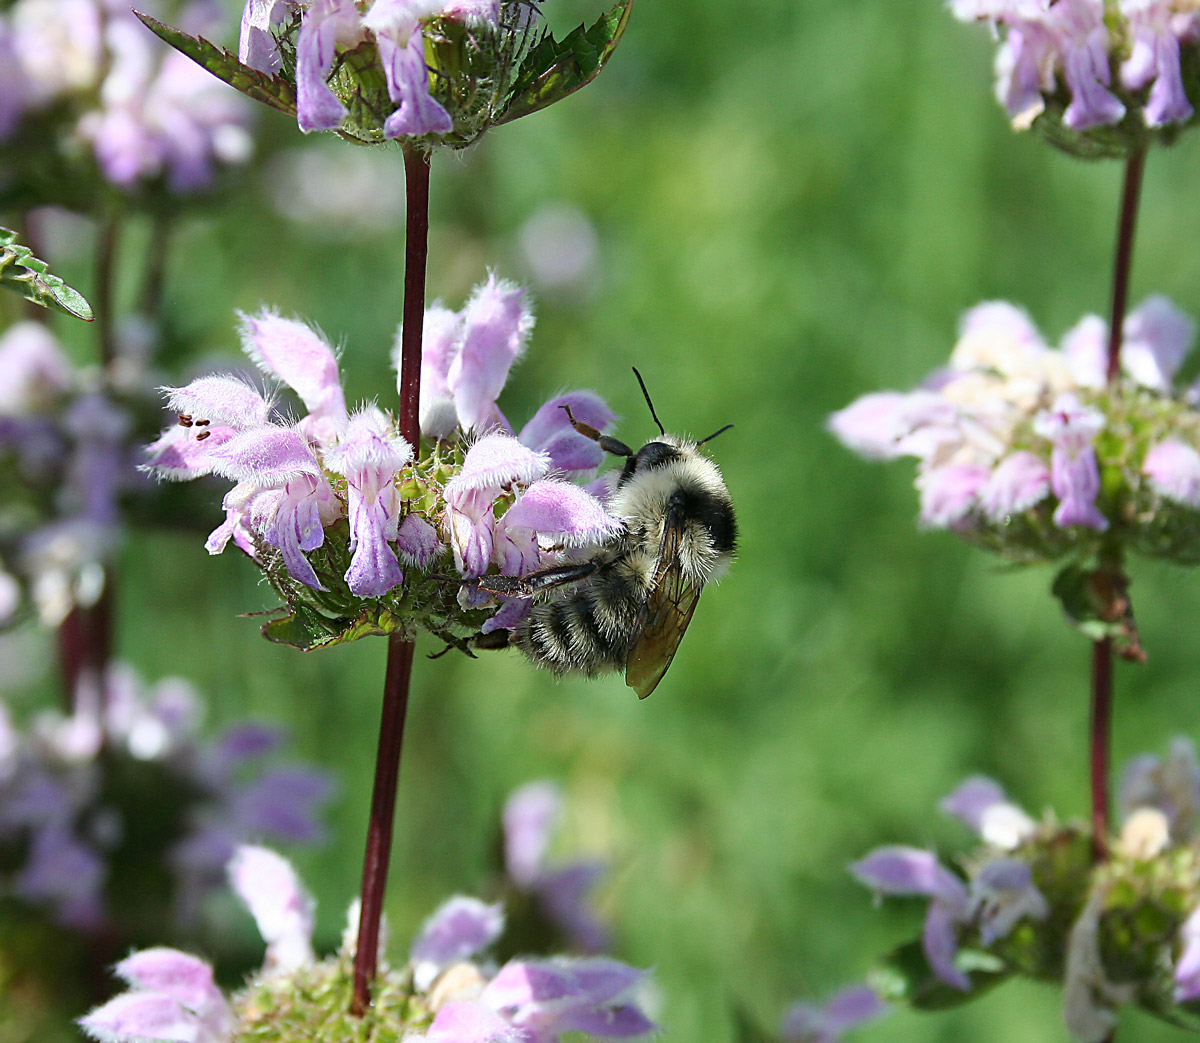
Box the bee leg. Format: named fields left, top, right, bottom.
left=559, top=404, right=633, bottom=458
left=473, top=629, right=514, bottom=651
left=473, top=560, right=599, bottom=598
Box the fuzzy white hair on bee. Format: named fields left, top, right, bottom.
left=473, top=369, right=736, bottom=698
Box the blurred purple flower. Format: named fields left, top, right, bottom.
left=480, top=957, right=655, bottom=1042
left=1144, top=440, right=1200, bottom=507
left=80, top=948, right=234, bottom=1043
left=503, top=780, right=610, bottom=953
left=228, top=845, right=315, bottom=972
left=1176, top=905, right=1200, bottom=1002
left=412, top=895, right=506, bottom=989
left=1033, top=393, right=1108, bottom=531
left=851, top=846, right=971, bottom=990
left=978, top=451, right=1051, bottom=521
left=940, top=775, right=1036, bottom=849
left=780, top=984, right=888, bottom=1043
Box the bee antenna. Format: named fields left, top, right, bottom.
left=697, top=423, right=734, bottom=445
left=632, top=367, right=666, bottom=436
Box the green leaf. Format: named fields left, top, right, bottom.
left=261, top=604, right=406, bottom=651
left=495, top=0, right=633, bottom=125
left=1050, top=563, right=1143, bottom=661
left=870, top=941, right=1009, bottom=1012
left=134, top=12, right=298, bottom=116
left=0, top=227, right=92, bottom=320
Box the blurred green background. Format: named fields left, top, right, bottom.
left=13, top=0, right=1200, bottom=1039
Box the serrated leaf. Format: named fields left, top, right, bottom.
left=262, top=604, right=405, bottom=650
left=0, top=227, right=92, bottom=320
left=495, top=0, right=633, bottom=125
left=870, top=941, right=1008, bottom=1011
left=135, top=12, right=298, bottom=116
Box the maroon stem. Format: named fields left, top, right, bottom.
left=1090, top=636, right=1113, bottom=861
left=350, top=144, right=431, bottom=1016
left=1087, top=152, right=1145, bottom=867
left=95, top=214, right=119, bottom=368
left=397, top=145, right=432, bottom=451
left=1105, top=150, right=1146, bottom=384
left=57, top=590, right=115, bottom=713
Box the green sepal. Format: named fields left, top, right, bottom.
left=134, top=12, right=298, bottom=116
left=729, top=1003, right=778, bottom=1043
left=0, top=227, right=92, bottom=320
left=495, top=0, right=633, bottom=125
left=870, top=941, right=1008, bottom=1011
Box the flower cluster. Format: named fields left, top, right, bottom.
left=852, top=742, right=1200, bottom=1040
left=0, top=663, right=331, bottom=934
left=0, top=320, right=143, bottom=627
left=82, top=844, right=656, bottom=1043
left=0, top=0, right=252, bottom=201
left=830, top=296, right=1200, bottom=566
left=144, top=274, right=622, bottom=651
left=240, top=0, right=507, bottom=142
left=950, top=0, right=1200, bottom=155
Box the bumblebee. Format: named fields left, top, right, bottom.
left=476, top=371, right=736, bottom=698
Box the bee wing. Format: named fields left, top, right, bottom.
left=624, top=513, right=701, bottom=699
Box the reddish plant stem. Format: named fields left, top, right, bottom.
left=350, top=144, right=431, bottom=1016
left=95, top=214, right=119, bottom=368
left=1105, top=150, right=1145, bottom=385
left=1090, top=636, right=1113, bottom=861
left=57, top=590, right=116, bottom=713
left=1088, top=151, right=1145, bottom=867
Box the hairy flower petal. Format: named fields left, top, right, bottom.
left=228, top=845, right=315, bottom=972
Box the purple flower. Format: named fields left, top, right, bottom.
left=480, top=957, right=655, bottom=1042
left=1121, top=1, right=1199, bottom=127
left=1144, top=440, right=1200, bottom=506
left=404, top=275, right=534, bottom=437
left=228, top=845, right=315, bottom=972
left=828, top=391, right=959, bottom=462
left=412, top=896, right=506, bottom=989
left=0, top=321, right=72, bottom=414
left=239, top=309, right=348, bottom=444
left=261, top=0, right=498, bottom=137
left=1176, top=905, right=1200, bottom=1002
left=969, top=858, right=1049, bottom=945
left=1054, top=0, right=1127, bottom=129
left=1033, top=393, right=1108, bottom=531
left=940, top=775, right=1036, bottom=849
left=444, top=433, right=549, bottom=577
left=916, top=462, right=990, bottom=529
left=371, top=21, right=453, bottom=138
left=494, top=479, right=621, bottom=576
left=79, top=948, right=234, bottom=1043
left=423, top=1002, right=522, bottom=1042
left=780, top=984, right=888, bottom=1043
left=851, top=846, right=971, bottom=990
left=295, top=0, right=365, bottom=132
left=1119, top=738, right=1200, bottom=840
left=324, top=406, right=412, bottom=596
left=504, top=781, right=562, bottom=889
left=503, top=781, right=610, bottom=953
left=240, top=0, right=290, bottom=74
left=518, top=392, right=616, bottom=476
left=978, top=451, right=1051, bottom=521
left=1123, top=294, right=1195, bottom=389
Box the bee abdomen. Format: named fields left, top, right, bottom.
left=516, top=565, right=643, bottom=677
